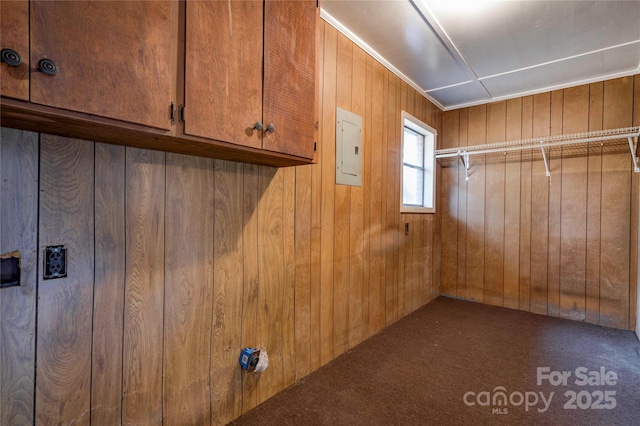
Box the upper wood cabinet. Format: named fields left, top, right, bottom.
left=185, top=0, right=316, bottom=159
left=1, top=0, right=29, bottom=101
left=29, top=1, right=175, bottom=130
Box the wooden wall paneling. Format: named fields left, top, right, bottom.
left=333, top=33, right=352, bottom=357
left=241, top=163, right=260, bottom=410
left=465, top=105, right=487, bottom=302
left=547, top=90, right=564, bottom=317
left=369, top=61, right=384, bottom=332
left=91, top=143, right=125, bottom=425
left=457, top=109, right=469, bottom=299
left=36, top=135, right=94, bottom=424
left=257, top=167, right=285, bottom=401
left=484, top=101, right=506, bottom=306
left=294, top=163, right=312, bottom=380
left=504, top=98, right=522, bottom=309
left=362, top=55, right=373, bottom=333
left=122, top=148, right=165, bottom=425
left=397, top=82, right=408, bottom=317
left=0, top=128, right=38, bottom=425
left=586, top=82, right=604, bottom=325
left=320, top=25, right=337, bottom=364
left=348, top=45, right=366, bottom=349
left=165, top=154, right=214, bottom=426
left=519, top=96, right=533, bottom=311
left=283, top=167, right=296, bottom=387
left=631, top=75, right=640, bottom=331
left=559, top=85, right=589, bottom=321
left=600, top=77, right=633, bottom=329
left=309, top=19, right=324, bottom=373
left=434, top=108, right=444, bottom=302
left=440, top=110, right=459, bottom=297
left=381, top=70, right=390, bottom=321
left=529, top=93, right=551, bottom=315
left=385, top=72, right=399, bottom=325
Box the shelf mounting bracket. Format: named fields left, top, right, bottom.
left=459, top=150, right=469, bottom=181
left=628, top=136, right=639, bottom=172
left=540, top=145, right=550, bottom=177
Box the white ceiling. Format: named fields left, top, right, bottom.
left=320, top=0, right=640, bottom=110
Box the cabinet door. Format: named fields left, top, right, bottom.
left=263, top=0, right=316, bottom=159
left=185, top=1, right=263, bottom=149
left=1, top=0, right=29, bottom=101
left=30, top=1, right=174, bottom=130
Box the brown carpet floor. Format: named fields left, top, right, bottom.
left=230, top=297, right=640, bottom=425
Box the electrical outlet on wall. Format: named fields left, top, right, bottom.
left=44, top=245, right=67, bottom=279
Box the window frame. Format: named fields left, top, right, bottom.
left=400, top=111, right=437, bottom=214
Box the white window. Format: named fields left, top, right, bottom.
left=401, top=111, right=436, bottom=213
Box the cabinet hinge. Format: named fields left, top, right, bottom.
left=179, top=105, right=185, bottom=123
left=314, top=142, right=317, bottom=152
left=170, top=103, right=175, bottom=122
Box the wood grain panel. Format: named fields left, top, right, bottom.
left=91, top=143, right=125, bottom=425
left=529, top=92, right=550, bottom=315
left=283, top=167, right=296, bottom=387
left=504, top=98, right=522, bottom=309
left=0, top=0, right=29, bottom=100
left=385, top=72, right=399, bottom=325
left=440, top=110, right=459, bottom=297
left=631, top=75, right=640, bottom=332
left=319, top=25, right=336, bottom=364
left=559, top=85, right=589, bottom=321
left=457, top=109, right=469, bottom=299
left=484, top=101, right=506, bottom=306
left=361, top=56, right=373, bottom=330
left=294, top=164, right=312, bottom=379
left=241, top=163, right=260, bottom=411
left=185, top=1, right=262, bottom=147
left=123, top=147, right=165, bottom=425
left=165, top=154, right=214, bottom=426
left=547, top=90, right=563, bottom=317
left=600, top=77, right=632, bottom=329
left=368, top=61, right=384, bottom=333
left=211, top=160, right=244, bottom=424
left=257, top=167, right=285, bottom=402
left=465, top=105, right=486, bottom=302
left=348, top=45, right=366, bottom=348
left=519, top=96, right=533, bottom=311
left=0, top=128, right=37, bottom=425
left=36, top=135, right=94, bottom=424
left=333, top=32, right=352, bottom=357
left=586, top=82, right=604, bottom=325
left=31, top=1, right=174, bottom=129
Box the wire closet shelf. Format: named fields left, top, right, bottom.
left=435, top=126, right=640, bottom=180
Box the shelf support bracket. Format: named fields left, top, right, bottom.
left=628, top=136, right=639, bottom=172
left=540, top=145, right=550, bottom=177
left=458, top=151, right=469, bottom=181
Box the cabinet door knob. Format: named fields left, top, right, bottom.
left=38, top=58, right=58, bottom=76
left=254, top=121, right=263, bottom=131
left=1, top=49, right=22, bottom=67
left=266, top=123, right=275, bottom=133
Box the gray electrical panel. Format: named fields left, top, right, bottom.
left=336, top=107, right=362, bottom=186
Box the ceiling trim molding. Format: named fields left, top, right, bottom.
left=441, top=67, right=640, bottom=111
left=319, top=8, right=445, bottom=111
